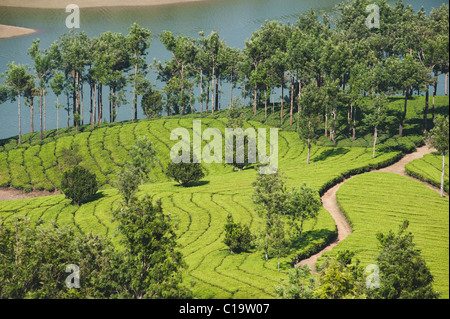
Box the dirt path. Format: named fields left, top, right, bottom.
left=296, top=144, right=445, bottom=272
left=0, top=187, right=59, bottom=202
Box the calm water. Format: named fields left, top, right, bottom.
left=0, top=0, right=447, bottom=140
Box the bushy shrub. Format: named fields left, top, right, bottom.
left=223, top=214, right=254, bottom=253
left=165, top=161, right=205, bottom=187
left=61, top=165, right=98, bottom=205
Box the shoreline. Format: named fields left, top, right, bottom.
left=0, top=24, right=37, bottom=39
left=0, top=0, right=213, bottom=9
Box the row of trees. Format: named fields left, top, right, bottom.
left=276, top=221, right=439, bottom=299
left=1, top=1, right=448, bottom=147
left=1, top=22, right=152, bottom=144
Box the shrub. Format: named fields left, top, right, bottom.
left=223, top=214, right=254, bottom=253
left=61, top=165, right=98, bottom=205
left=165, top=161, right=205, bottom=187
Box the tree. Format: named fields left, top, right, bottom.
left=49, top=71, right=65, bottom=135
left=127, top=22, right=152, bottom=122
left=28, top=39, right=55, bottom=140
left=385, top=54, right=428, bottom=137
left=314, top=253, right=366, bottom=299
left=427, top=116, right=449, bottom=197
left=252, top=170, right=287, bottom=218
left=165, top=160, right=205, bottom=187
left=298, top=84, right=324, bottom=164
left=223, top=213, right=254, bottom=254
left=59, top=31, right=90, bottom=131
left=284, top=184, right=321, bottom=243
left=61, top=165, right=98, bottom=205
left=0, top=218, right=125, bottom=299
left=372, top=220, right=439, bottom=299
left=112, top=195, right=191, bottom=299
left=128, top=136, right=157, bottom=184
left=2, top=62, right=32, bottom=145
left=160, top=31, right=197, bottom=116
left=252, top=171, right=288, bottom=261
left=115, top=165, right=140, bottom=204
left=141, top=84, right=163, bottom=118
left=276, top=265, right=316, bottom=299
left=363, top=93, right=389, bottom=159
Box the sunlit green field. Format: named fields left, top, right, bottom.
left=324, top=172, right=449, bottom=298
left=406, top=152, right=449, bottom=195
left=0, top=117, right=407, bottom=298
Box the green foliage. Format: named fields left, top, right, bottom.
left=112, top=195, right=192, bottom=299
left=223, top=213, right=254, bottom=253
left=61, top=165, right=98, bottom=205
left=129, top=136, right=157, bottom=184
left=141, top=85, right=164, bottom=119
left=114, top=165, right=140, bottom=204
left=165, top=160, right=205, bottom=187
left=252, top=170, right=287, bottom=217
left=405, top=152, right=449, bottom=195
left=0, top=218, right=125, bottom=299
left=314, top=255, right=366, bottom=299
left=285, top=183, right=322, bottom=242
left=428, top=116, right=449, bottom=155
left=275, top=265, right=316, bottom=299
left=372, top=221, right=439, bottom=299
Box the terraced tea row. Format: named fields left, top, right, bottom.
left=406, top=152, right=449, bottom=195
left=0, top=119, right=417, bottom=298
left=324, top=172, right=449, bottom=298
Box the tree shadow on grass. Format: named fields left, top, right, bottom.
left=174, top=180, right=210, bottom=188
left=311, top=148, right=350, bottom=163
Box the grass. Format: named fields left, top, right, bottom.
left=406, top=152, right=449, bottom=195
left=322, top=172, right=449, bottom=299
left=0, top=115, right=408, bottom=298
left=0, top=95, right=447, bottom=298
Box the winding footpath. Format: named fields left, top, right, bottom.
left=296, top=144, right=448, bottom=272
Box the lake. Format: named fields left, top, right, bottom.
left=0, top=0, right=447, bottom=140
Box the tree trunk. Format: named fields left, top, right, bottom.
left=324, top=112, right=328, bottom=137
left=230, top=72, right=233, bottom=108
left=56, top=95, right=59, bottom=135
left=18, top=93, right=22, bottom=145
left=253, top=83, right=257, bottom=116
left=441, top=154, right=445, bottom=198
left=89, top=83, right=93, bottom=125
left=112, top=87, right=116, bottom=123
left=298, top=220, right=304, bottom=243
left=352, top=100, right=357, bottom=142
left=30, top=100, right=34, bottom=133
left=93, top=83, right=96, bottom=130
left=423, top=90, right=429, bottom=131
left=80, top=76, right=84, bottom=126
left=215, top=75, right=219, bottom=112
left=432, top=71, right=438, bottom=122
left=290, top=75, right=294, bottom=126
left=39, top=90, right=43, bottom=140
left=399, top=91, right=408, bottom=137
left=200, top=70, right=204, bottom=116
left=43, top=89, right=46, bottom=132
left=264, top=89, right=268, bottom=119
left=445, top=72, right=448, bottom=96
left=307, top=138, right=311, bottom=165
left=134, top=58, right=138, bottom=121
left=373, top=126, right=378, bottom=159
left=109, top=87, right=112, bottom=123
left=280, top=84, right=284, bottom=125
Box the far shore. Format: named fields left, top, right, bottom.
left=0, top=24, right=36, bottom=39
left=0, top=0, right=215, bottom=9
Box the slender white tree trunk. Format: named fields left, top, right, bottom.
left=373, top=126, right=378, bottom=159
left=18, top=93, right=22, bottom=145
left=441, top=154, right=445, bottom=198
